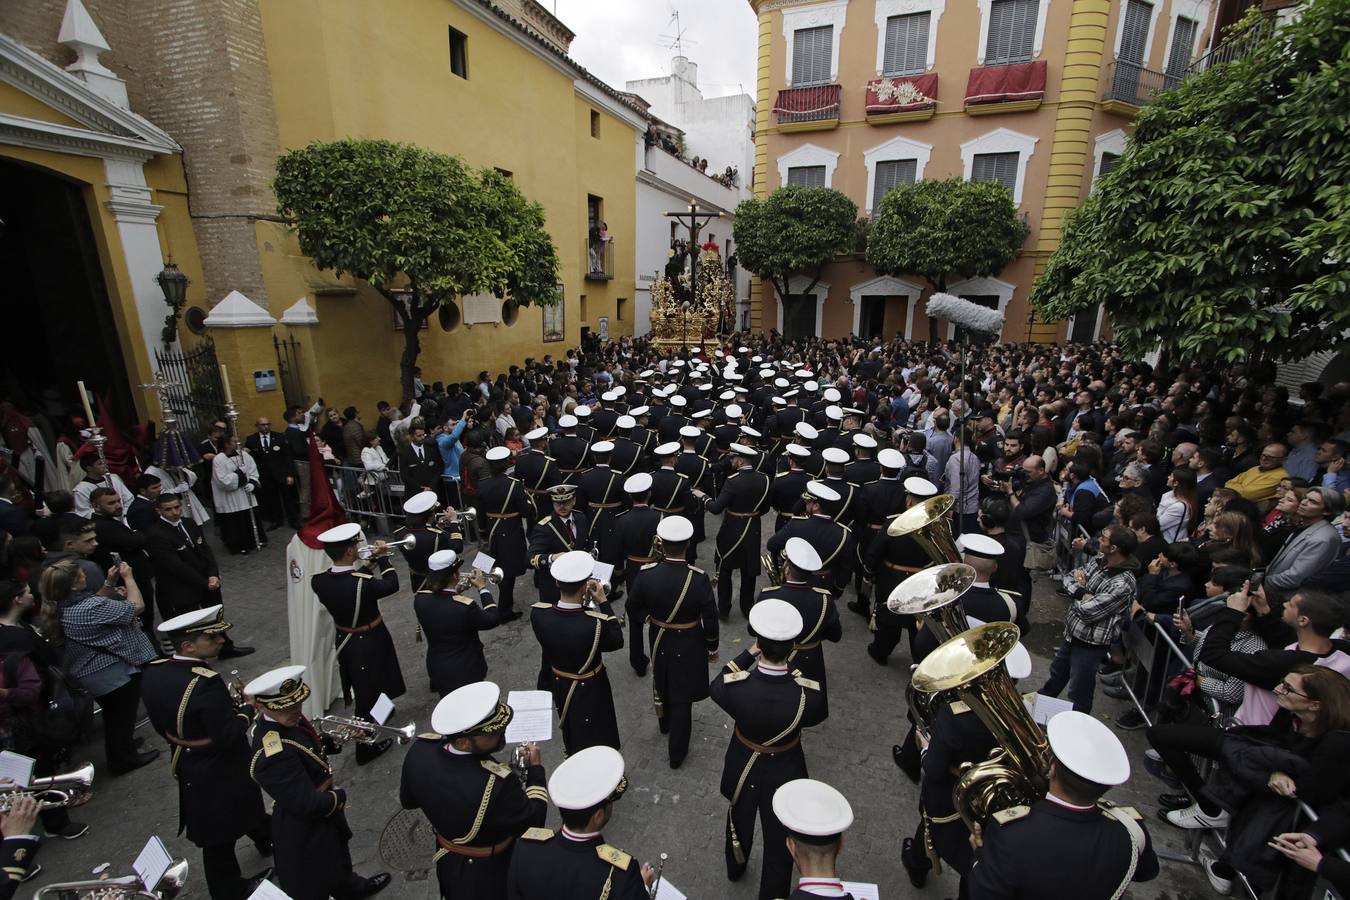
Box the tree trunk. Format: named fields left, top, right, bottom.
left=380, top=287, right=425, bottom=402
left=928, top=275, right=947, bottom=343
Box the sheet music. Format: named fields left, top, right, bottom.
left=591, top=561, right=615, bottom=586
left=473, top=551, right=496, bottom=573
left=842, top=881, right=881, bottom=900
left=133, top=835, right=173, bottom=891
left=1031, top=692, right=1074, bottom=725
left=0, top=751, right=35, bottom=788
left=651, top=878, right=687, bottom=900
left=504, top=690, right=553, bottom=743
left=248, top=878, right=295, bottom=900
left=370, top=693, right=395, bottom=726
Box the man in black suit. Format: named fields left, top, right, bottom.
left=0, top=473, right=33, bottom=536
left=244, top=417, right=297, bottom=530
left=144, top=493, right=253, bottom=658
left=399, top=423, right=444, bottom=502
left=88, top=486, right=160, bottom=632
left=127, top=473, right=161, bottom=533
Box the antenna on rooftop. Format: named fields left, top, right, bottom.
left=658, top=6, right=697, bottom=55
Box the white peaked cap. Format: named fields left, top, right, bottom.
left=486, top=446, right=511, bottom=462
left=524, top=426, right=550, bottom=442
left=428, top=549, right=459, bottom=571
left=654, top=442, right=681, bottom=456
left=958, top=533, right=1005, bottom=559
left=795, top=422, right=819, bottom=440
left=853, top=434, right=878, bottom=449
left=615, top=415, right=637, bottom=430
left=431, top=681, right=500, bottom=736
left=317, top=523, right=361, bottom=543
left=773, top=778, right=854, bottom=837
left=822, top=447, right=849, bottom=465
left=403, top=491, right=439, bottom=515
left=823, top=388, right=842, bottom=402
left=749, top=598, right=803, bottom=641
left=624, top=472, right=652, bottom=494
left=549, top=549, right=595, bottom=583
left=679, top=426, right=701, bottom=439
left=1047, top=711, right=1131, bottom=786
left=244, top=664, right=306, bottom=699
left=657, top=515, right=695, bottom=542
left=549, top=745, right=626, bottom=810
left=591, top=441, right=615, bottom=453
left=878, top=448, right=905, bottom=469
left=157, top=605, right=223, bottom=634
left=904, top=477, right=938, bottom=497
left=784, top=537, right=822, bottom=573
left=558, top=414, right=578, bottom=428
left=806, top=481, right=841, bottom=503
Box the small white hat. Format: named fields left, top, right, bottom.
left=752, top=355, right=764, bottom=363
left=403, top=490, right=440, bottom=515
left=691, top=409, right=713, bottom=420
left=679, top=426, right=701, bottom=439
left=958, top=533, right=1005, bottom=559
left=654, top=441, right=681, bottom=456
left=878, top=448, right=905, bottom=469
left=244, top=664, right=308, bottom=709
left=783, top=389, right=800, bottom=399
left=785, top=444, right=811, bottom=458
left=825, top=405, right=843, bottom=422
left=806, top=481, right=841, bottom=503
left=760, top=368, right=775, bottom=378
left=740, top=426, right=763, bottom=439
left=558, top=414, right=578, bottom=428
left=591, top=440, right=615, bottom=454
left=158, top=604, right=227, bottom=635
left=720, top=390, right=736, bottom=401
left=614, top=386, right=627, bottom=397
left=804, top=380, right=820, bottom=393
left=669, top=395, right=688, bottom=408
left=549, top=549, right=595, bottom=584
left=615, top=415, right=637, bottom=430
left=317, top=523, right=362, bottom=544
left=525, top=426, right=550, bottom=442
left=729, top=443, right=758, bottom=458
left=784, top=537, right=822, bottom=573
left=624, top=472, right=653, bottom=494
left=774, top=378, right=790, bottom=389
left=1047, top=711, right=1131, bottom=786
left=431, top=681, right=511, bottom=736
left=795, top=422, right=819, bottom=440
left=714, top=349, right=724, bottom=358
left=773, top=778, right=854, bottom=838
left=549, top=745, right=627, bottom=810
left=749, top=597, right=804, bottom=641
left=904, top=477, right=938, bottom=497
left=822, top=388, right=842, bottom=403
left=698, top=385, right=713, bottom=394
left=574, top=405, right=591, bottom=418
left=638, top=370, right=655, bottom=379
left=600, top=391, right=617, bottom=402
left=486, top=446, right=511, bottom=462
left=771, top=397, right=787, bottom=407
left=725, top=404, right=744, bottom=418
left=670, top=359, right=685, bottom=368
left=738, top=345, right=750, bottom=353
left=822, top=447, right=849, bottom=465
left=794, top=369, right=812, bottom=379
left=853, top=434, right=878, bottom=449
left=428, top=549, right=459, bottom=571
left=843, top=407, right=865, bottom=418
left=657, top=515, right=694, bottom=543
left=629, top=405, right=650, bottom=417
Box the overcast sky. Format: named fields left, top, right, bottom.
left=549, top=0, right=759, bottom=99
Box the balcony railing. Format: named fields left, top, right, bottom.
left=965, top=59, right=1047, bottom=109
left=1101, top=60, right=1171, bottom=108
left=1185, top=17, right=1274, bottom=76
left=586, top=237, right=614, bottom=281
left=773, top=84, right=841, bottom=125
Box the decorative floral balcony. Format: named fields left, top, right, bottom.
left=865, top=74, right=938, bottom=124
left=964, top=60, right=1047, bottom=114
left=773, top=84, right=842, bottom=131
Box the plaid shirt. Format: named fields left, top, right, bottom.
left=1064, top=554, right=1139, bottom=646
left=60, top=591, right=157, bottom=682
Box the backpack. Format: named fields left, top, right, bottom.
left=9, top=651, right=95, bottom=749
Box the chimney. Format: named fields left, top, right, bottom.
left=671, top=55, right=698, bottom=87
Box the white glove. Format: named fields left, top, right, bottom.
left=243, top=483, right=255, bottom=494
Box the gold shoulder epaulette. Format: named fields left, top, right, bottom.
left=262, top=731, right=283, bottom=757
left=521, top=827, right=554, bottom=842
left=586, top=609, right=616, bottom=621
left=453, top=594, right=474, bottom=606
left=640, top=562, right=657, bottom=570
left=481, top=759, right=512, bottom=778
left=723, top=670, right=751, bottom=683
left=950, top=700, right=972, bottom=714
left=596, top=844, right=631, bottom=871
left=352, top=571, right=373, bottom=580
left=427, top=526, right=443, bottom=535
left=531, top=602, right=552, bottom=609
left=793, top=674, right=820, bottom=690
left=191, top=666, right=218, bottom=678
left=992, top=805, right=1030, bottom=825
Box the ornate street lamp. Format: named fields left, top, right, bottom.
left=156, top=261, right=189, bottom=346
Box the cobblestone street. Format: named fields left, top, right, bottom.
left=25, top=523, right=1212, bottom=899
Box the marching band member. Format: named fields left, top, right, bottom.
left=575, top=441, right=624, bottom=568
left=865, top=477, right=938, bottom=666
left=766, top=482, right=854, bottom=598
left=848, top=447, right=910, bottom=619
left=398, top=490, right=463, bottom=592
left=774, top=779, right=857, bottom=900
left=513, top=426, right=562, bottom=522
left=754, top=538, right=841, bottom=718
left=615, top=472, right=663, bottom=675
left=413, top=549, right=499, bottom=697
left=703, top=442, right=771, bottom=620
left=474, top=445, right=532, bottom=623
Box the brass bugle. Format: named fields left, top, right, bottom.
left=0, top=761, right=95, bottom=811
left=315, top=714, right=416, bottom=745
left=35, top=858, right=190, bottom=899
left=358, top=533, right=418, bottom=559
left=454, top=567, right=504, bottom=592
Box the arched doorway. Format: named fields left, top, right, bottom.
left=0, top=158, right=135, bottom=423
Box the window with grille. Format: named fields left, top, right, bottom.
left=1099, top=152, right=1121, bottom=177
left=792, top=25, right=834, bottom=85
left=971, top=152, right=1019, bottom=196
left=883, top=13, right=931, bottom=76
left=1118, top=0, right=1153, bottom=64
left=787, top=165, right=827, bottom=188
left=985, top=0, right=1038, bottom=65
left=1166, top=16, right=1197, bottom=79
left=873, top=159, right=918, bottom=209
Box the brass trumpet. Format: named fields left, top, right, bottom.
left=357, top=533, right=418, bottom=559
left=315, top=715, right=417, bottom=746
left=439, top=507, right=477, bottom=525
left=454, top=567, right=504, bottom=593
left=0, top=762, right=95, bottom=811
left=35, top=858, right=189, bottom=899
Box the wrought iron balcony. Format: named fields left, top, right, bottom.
left=585, top=236, right=614, bottom=281
left=773, top=84, right=842, bottom=127
left=1101, top=60, right=1172, bottom=110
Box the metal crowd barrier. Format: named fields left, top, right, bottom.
left=1115, top=618, right=1347, bottom=899
left=324, top=464, right=477, bottom=542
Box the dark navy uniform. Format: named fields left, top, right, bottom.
left=576, top=464, right=624, bottom=565
left=508, top=828, right=648, bottom=899
left=851, top=475, right=909, bottom=614
left=414, top=587, right=500, bottom=697
left=705, top=468, right=772, bottom=618
left=142, top=657, right=270, bottom=898
left=769, top=468, right=810, bottom=533
left=754, top=582, right=841, bottom=716
left=967, top=797, right=1159, bottom=899
left=657, top=413, right=690, bottom=444
left=527, top=512, right=592, bottom=606
left=399, top=738, right=548, bottom=899
left=249, top=716, right=359, bottom=900
left=914, top=701, right=999, bottom=879
left=628, top=424, right=657, bottom=460
left=0, top=836, right=39, bottom=897
left=609, top=436, right=645, bottom=477
left=710, top=650, right=827, bottom=900
left=627, top=557, right=718, bottom=766
left=530, top=597, right=624, bottom=752
left=615, top=503, right=663, bottom=672
left=865, top=526, right=930, bottom=661
left=311, top=561, right=405, bottom=757
left=513, top=449, right=562, bottom=521
left=399, top=521, right=463, bottom=592
left=548, top=434, right=590, bottom=483
left=592, top=407, right=620, bottom=439
left=475, top=473, right=533, bottom=617
left=844, top=458, right=881, bottom=486
left=766, top=515, right=854, bottom=597
left=674, top=451, right=713, bottom=549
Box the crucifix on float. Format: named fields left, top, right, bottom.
left=664, top=199, right=723, bottom=335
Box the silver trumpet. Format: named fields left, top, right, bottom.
left=35, top=858, right=189, bottom=899
left=511, top=743, right=530, bottom=781
left=0, top=761, right=95, bottom=810
left=315, top=714, right=417, bottom=746
left=357, top=533, right=418, bottom=559
left=454, top=567, right=504, bottom=593
left=439, top=507, right=476, bottom=525
left=227, top=669, right=246, bottom=708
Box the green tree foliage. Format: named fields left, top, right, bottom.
left=867, top=178, right=1028, bottom=339
left=1032, top=0, right=1350, bottom=362
left=733, top=186, right=858, bottom=312
left=274, top=139, right=560, bottom=397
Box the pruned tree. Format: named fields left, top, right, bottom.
left=274, top=139, right=560, bottom=398
left=867, top=177, right=1028, bottom=340
left=1031, top=0, right=1350, bottom=362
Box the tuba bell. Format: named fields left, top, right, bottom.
left=760, top=550, right=784, bottom=587
left=884, top=562, right=976, bottom=643
left=911, top=622, right=1050, bottom=832
left=886, top=494, right=960, bottom=564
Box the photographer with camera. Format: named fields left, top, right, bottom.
left=998, top=455, right=1057, bottom=572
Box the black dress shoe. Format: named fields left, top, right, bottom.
left=498, top=610, right=523, bottom=624
left=1159, top=792, right=1193, bottom=811
left=219, top=644, right=256, bottom=659
left=847, top=599, right=870, bottom=618
left=631, top=664, right=648, bottom=677
left=110, top=747, right=160, bottom=775
left=866, top=644, right=889, bottom=667
left=360, top=872, right=392, bottom=897
left=901, top=837, right=931, bottom=887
